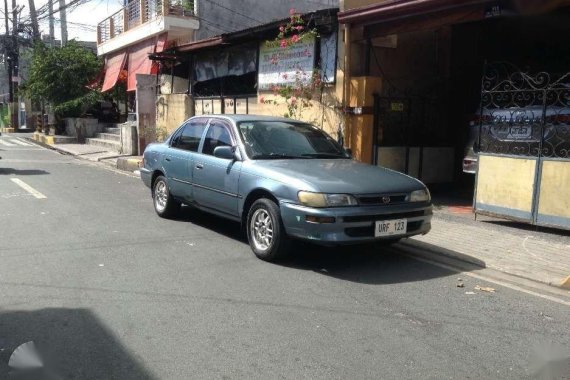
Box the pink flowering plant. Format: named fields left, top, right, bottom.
left=261, top=9, right=322, bottom=120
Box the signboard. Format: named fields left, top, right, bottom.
left=258, top=36, right=316, bottom=90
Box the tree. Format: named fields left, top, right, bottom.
left=22, top=41, right=103, bottom=118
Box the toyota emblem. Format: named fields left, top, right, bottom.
left=382, top=196, right=391, bottom=204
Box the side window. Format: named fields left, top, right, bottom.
left=172, top=121, right=207, bottom=152
left=202, top=122, right=233, bottom=156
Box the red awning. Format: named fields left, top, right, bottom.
left=101, top=51, right=127, bottom=92
left=156, top=33, right=168, bottom=53
left=127, top=38, right=156, bottom=92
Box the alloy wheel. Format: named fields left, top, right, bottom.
left=154, top=180, right=168, bottom=213
left=250, top=208, right=274, bottom=251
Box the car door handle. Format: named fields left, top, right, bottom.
left=165, top=157, right=171, bottom=162
left=195, top=163, right=204, bottom=169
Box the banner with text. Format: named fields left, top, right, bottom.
left=258, top=36, right=316, bottom=90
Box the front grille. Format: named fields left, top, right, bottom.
left=357, top=194, right=408, bottom=206
left=345, top=221, right=423, bottom=238
left=343, top=210, right=425, bottom=223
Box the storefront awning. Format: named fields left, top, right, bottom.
left=127, top=38, right=157, bottom=92
left=338, top=0, right=493, bottom=25
left=101, top=51, right=127, bottom=92
left=338, top=0, right=570, bottom=25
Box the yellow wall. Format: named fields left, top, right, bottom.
left=346, top=76, right=382, bottom=163
left=538, top=160, right=570, bottom=218
left=476, top=155, right=536, bottom=213
left=156, top=94, right=194, bottom=135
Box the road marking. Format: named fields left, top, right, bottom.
left=12, top=138, right=33, bottom=146
left=0, top=139, right=15, bottom=146
left=10, top=178, right=47, bottom=199
left=404, top=253, right=570, bottom=307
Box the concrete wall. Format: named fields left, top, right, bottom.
left=136, top=74, right=158, bottom=153
left=156, top=94, right=194, bottom=135
left=64, top=118, right=102, bottom=141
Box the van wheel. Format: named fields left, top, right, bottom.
left=153, top=175, right=180, bottom=218
left=247, top=198, right=290, bottom=262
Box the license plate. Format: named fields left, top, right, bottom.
left=375, top=219, right=407, bottom=237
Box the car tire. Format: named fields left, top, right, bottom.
left=152, top=175, right=180, bottom=218
left=247, top=198, right=290, bottom=262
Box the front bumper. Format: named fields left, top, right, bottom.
left=280, top=201, right=432, bottom=244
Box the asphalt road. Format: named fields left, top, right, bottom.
left=1, top=135, right=569, bottom=380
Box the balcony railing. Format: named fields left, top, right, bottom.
left=97, top=0, right=196, bottom=44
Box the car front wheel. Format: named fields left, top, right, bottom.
left=153, top=175, right=180, bottom=218
left=247, top=198, right=290, bottom=261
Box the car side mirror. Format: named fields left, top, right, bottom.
left=213, top=146, right=237, bottom=160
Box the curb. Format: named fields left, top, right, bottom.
left=25, top=136, right=124, bottom=168
left=116, top=156, right=142, bottom=172
left=561, top=276, right=570, bottom=290
left=31, top=132, right=55, bottom=145
left=399, top=239, right=570, bottom=290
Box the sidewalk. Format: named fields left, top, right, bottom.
left=26, top=135, right=126, bottom=168
left=404, top=206, right=570, bottom=289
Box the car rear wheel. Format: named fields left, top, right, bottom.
left=247, top=198, right=290, bottom=262
left=153, top=175, right=180, bottom=218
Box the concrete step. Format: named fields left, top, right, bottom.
left=85, top=138, right=121, bottom=152
left=95, top=132, right=121, bottom=142
left=104, top=127, right=120, bottom=134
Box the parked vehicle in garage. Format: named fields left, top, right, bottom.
left=140, top=115, right=432, bottom=261
left=463, top=106, right=570, bottom=173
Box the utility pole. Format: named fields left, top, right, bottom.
left=58, top=0, right=67, bottom=46
left=11, top=0, right=19, bottom=129
left=48, top=0, right=55, bottom=45
left=28, top=0, right=40, bottom=42
left=3, top=0, right=13, bottom=113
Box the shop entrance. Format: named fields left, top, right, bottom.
left=475, top=62, right=570, bottom=229
left=360, top=6, right=570, bottom=203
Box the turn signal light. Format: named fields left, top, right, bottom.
left=305, top=216, right=336, bottom=224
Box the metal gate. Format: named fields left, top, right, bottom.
left=474, top=62, right=570, bottom=229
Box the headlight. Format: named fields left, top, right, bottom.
left=298, top=191, right=358, bottom=208
left=410, top=189, right=431, bottom=202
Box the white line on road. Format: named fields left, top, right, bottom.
left=403, top=252, right=570, bottom=307
left=11, top=138, right=33, bottom=146
left=10, top=178, right=47, bottom=199
left=0, top=139, right=15, bottom=146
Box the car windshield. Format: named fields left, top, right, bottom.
left=238, top=121, right=348, bottom=159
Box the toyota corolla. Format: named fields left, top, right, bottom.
left=140, top=115, right=432, bottom=261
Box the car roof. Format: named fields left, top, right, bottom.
left=191, top=114, right=306, bottom=124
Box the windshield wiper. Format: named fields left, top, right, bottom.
left=301, top=153, right=347, bottom=159
left=251, top=153, right=304, bottom=160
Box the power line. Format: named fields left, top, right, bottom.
left=36, top=0, right=89, bottom=22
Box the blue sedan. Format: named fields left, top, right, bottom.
left=140, top=115, right=432, bottom=261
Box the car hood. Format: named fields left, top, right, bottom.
left=251, top=159, right=426, bottom=194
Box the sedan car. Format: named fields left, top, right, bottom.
left=141, top=115, right=432, bottom=261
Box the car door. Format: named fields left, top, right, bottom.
left=192, top=119, right=242, bottom=217
left=163, top=119, right=208, bottom=200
